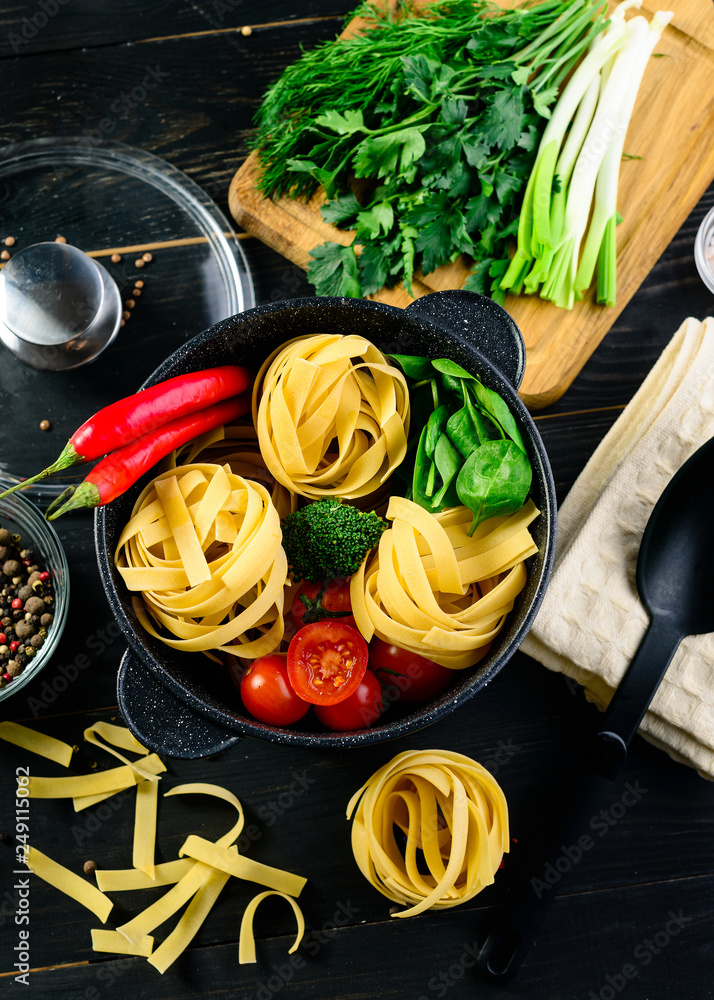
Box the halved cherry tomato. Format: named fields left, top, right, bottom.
left=239, top=653, right=310, bottom=726
left=315, top=669, right=385, bottom=731
left=369, top=639, right=454, bottom=704
left=287, top=621, right=368, bottom=706
left=290, top=578, right=356, bottom=630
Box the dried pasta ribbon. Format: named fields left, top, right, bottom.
left=25, top=845, right=114, bottom=923
left=178, top=834, right=307, bottom=898
left=239, top=891, right=306, bottom=964
left=114, top=783, right=251, bottom=943
left=148, top=866, right=232, bottom=974
left=28, top=763, right=157, bottom=800
left=168, top=420, right=297, bottom=519
left=133, top=777, right=159, bottom=880
left=164, top=782, right=246, bottom=847
left=91, top=929, right=155, bottom=957
left=346, top=750, right=509, bottom=917
left=350, top=498, right=539, bottom=669
left=116, top=861, right=217, bottom=943
left=96, top=781, right=247, bottom=894
left=72, top=754, right=166, bottom=812
left=0, top=721, right=74, bottom=766
left=115, top=464, right=287, bottom=657
left=19, top=716, right=311, bottom=975
left=80, top=722, right=161, bottom=879
left=83, top=721, right=160, bottom=783
left=252, top=333, right=410, bottom=499
left=95, top=859, right=193, bottom=893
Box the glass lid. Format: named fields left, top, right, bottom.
left=0, top=137, right=255, bottom=499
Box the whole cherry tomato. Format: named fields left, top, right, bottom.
left=315, top=669, right=385, bottom=731
left=368, top=639, right=454, bottom=704
left=239, top=653, right=310, bottom=726
left=287, top=621, right=368, bottom=706
left=290, top=578, right=356, bottom=630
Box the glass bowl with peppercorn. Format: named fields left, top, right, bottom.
left=0, top=488, right=69, bottom=702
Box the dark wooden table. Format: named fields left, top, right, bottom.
left=1, top=4, right=713, bottom=999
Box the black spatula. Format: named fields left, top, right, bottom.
left=477, top=435, right=714, bottom=983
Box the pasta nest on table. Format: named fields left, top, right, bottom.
left=252, top=333, right=410, bottom=500
left=347, top=749, right=509, bottom=916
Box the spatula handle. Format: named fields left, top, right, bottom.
left=477, top=618, right=682, bottom=984
left=599, top=616, right=682, bottom=747
left=476, top=731, right=625, bottom=983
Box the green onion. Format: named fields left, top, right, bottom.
left=501, top=0, right=672, bottom=308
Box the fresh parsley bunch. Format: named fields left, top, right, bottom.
left=251, top=0, right=606, bottom=303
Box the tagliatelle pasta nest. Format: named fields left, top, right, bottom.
left=350, top=496, right=540, bottom=669
left=252, top=333, right=410, bottom=499
left=346, top=749, right=509, bottom=917
left=114, top=463, right=287, bottom=659
left=167, top=420, right=298, bottom=520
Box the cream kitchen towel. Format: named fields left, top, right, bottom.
left=521, top=316, right=714, bottom=779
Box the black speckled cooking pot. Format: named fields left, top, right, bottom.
left=95, top=292, right=556, bottom=759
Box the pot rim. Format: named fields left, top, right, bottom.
left=95, top=294, right=557, bottom=751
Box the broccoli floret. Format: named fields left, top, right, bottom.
left=281, top=499, right=387, bottom=582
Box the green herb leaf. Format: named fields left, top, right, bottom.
left=424, top=404, right=451, bottom=458
left=402, top=53, right=443, bottom=102
left=481, top=86, right=526, bottom=150
left=441, top=97, right=468, bottom=126
left=462, top=259, right=492, bottom=296
left=431, top=434, right=463, bottom=508
left=286, top=158, right=343, bottom=199
left=408, top=194, right=474, bottom=275
left=400, top=223, right=418, bottom=296
left=389, top=354, right=435, bottom=379
left=356, top=200, right=395, bottom=238
left=315, top=108, right=367, bottom=135
left=354, top=127, right=428, bottom=180
left=431, top=358, right=474, bottom=380
left=446, top=388, right=499, bottom=456
left=468, top=379, right=526, bottom=452
left=456, top=440, right=532, bottom=533
left=306, top=241, right=362, bottom=297
left=320, top=190, right=362, bottom=228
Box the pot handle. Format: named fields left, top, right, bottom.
left=405, top=290, right=526, bottom=389
left=117, top=649, right=242, bottom=760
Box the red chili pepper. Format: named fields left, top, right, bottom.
left=0, top=365, right=252, bottom=500
left=45, top=394, right=250, bottom=520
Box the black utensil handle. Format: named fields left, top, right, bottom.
left=404, top=290, right=526, bottom=389
left=477, top=618, right=682, bottom=983
left=117, top=649, right=243, bottom=760
left=476, top=731, right=626, bottom=983
left=599, top=616, right=682, bottom=747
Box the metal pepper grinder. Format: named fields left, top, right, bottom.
left=0, top=241, right=122, bottom=371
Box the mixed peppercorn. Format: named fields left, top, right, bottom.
left=0, top=525, right=55, bottom=688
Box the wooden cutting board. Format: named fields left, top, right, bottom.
left=229, top=0, right=714, bottom=409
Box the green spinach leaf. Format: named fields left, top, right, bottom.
left=468, top=380, right=526, bottom=452
left=389, top=354, right=435, bottom=380
left=424, top=404, right=450, bottom=457
left=456, top=440, right=532, bottom=533
left=431, top=434, right=463, bottom=509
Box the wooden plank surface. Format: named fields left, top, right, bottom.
left=1, top=4, right=714, bottom=998
left=228, top=0, right=714, bottom=409
left=0, top=2, right=349, bottom=58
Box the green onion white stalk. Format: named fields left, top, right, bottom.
left=500, top=0, right=672, bottom=308
left=574, top=9, right=674, bottom=304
